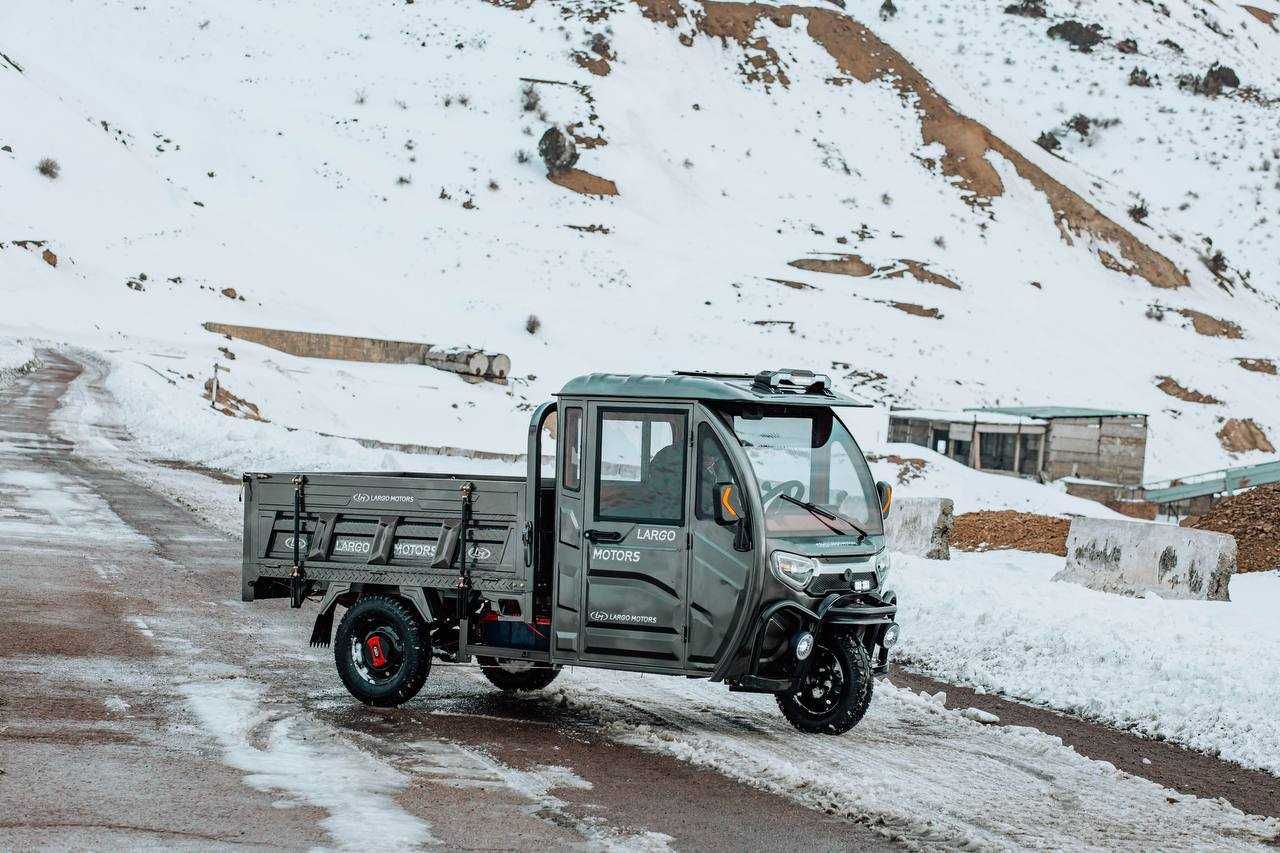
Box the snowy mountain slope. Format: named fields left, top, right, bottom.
left=1, top=0, right=1277, bottom=479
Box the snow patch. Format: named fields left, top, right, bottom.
left=182, top=678, right=435, bottom=850
left=895, top=551, right=1280, bottom=775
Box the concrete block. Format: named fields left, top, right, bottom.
left=1055, top=517, right=1235, bottom=601
left=885, top=496, right=954, bottom=560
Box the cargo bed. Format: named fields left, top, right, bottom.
left=241, top=471, right=536, bottom=617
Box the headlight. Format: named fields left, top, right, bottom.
left=771, top=551, right=817, bottom=590
left=874, top=550, right=891, bottom=585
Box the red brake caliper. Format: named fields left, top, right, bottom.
left=366, top=635, right=388, bottom=669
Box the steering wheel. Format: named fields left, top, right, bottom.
left=761, top=480, right=806, bottom=504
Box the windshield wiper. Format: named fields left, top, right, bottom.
left=776, top=494, right=869, bottom=542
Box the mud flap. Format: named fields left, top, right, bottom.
left=308, top=583, right=351, bottom=647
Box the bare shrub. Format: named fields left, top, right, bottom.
left=521, top=83, right=540, bottom=112
left=37, top=157, right=59, bottom=179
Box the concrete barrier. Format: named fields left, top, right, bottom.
left=1054, top=517, right=1235, bottom=601
left=885, top=497, right=954, bottom=559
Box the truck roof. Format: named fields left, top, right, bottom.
left=557, top=370, right=871, bottom=408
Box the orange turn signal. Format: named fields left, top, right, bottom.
left=719, top=485, right=739, bottom=519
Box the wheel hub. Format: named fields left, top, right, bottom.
left=366, top=635, right=388, bottom=669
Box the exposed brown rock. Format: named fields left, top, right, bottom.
left=865, top=452, right=927, bottom=484
left=1155, top=376, right=1222, bottom=404
left=41, top=248, right=57, bottom=267
left=1217, top=418, right=1275, bottom=454
left=549, top=168, right=619, bottom=196
left=1236, top=358, right=1277, bottom=375
left=1175, top=308, right=1244, bottom=339
left=202, top=378, right=266, bottom=422
left=788, top=253, right=873, bottom=277
left=573, top=51, right=611, bottom=76
left=767, top=277, right=819, bottom=290
left=880, top=259, right=961, bottom=290
left=647, top=2, right=1188, bottom=289
left=1242, top=5, right=1277, bottom=30
left=887, top=301, right=942, bottom=319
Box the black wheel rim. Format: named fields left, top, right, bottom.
left=348, top=614, right=406, bottom=686
left=792, top=645, right=847, bottom=719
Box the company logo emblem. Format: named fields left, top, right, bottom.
left=351, top=492, right=415, bottom=504
left=589, top=610, right=658, bottom=626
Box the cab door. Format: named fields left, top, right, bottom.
left=576, top=402, right=692, bottom=670
left=685, top=415, right=756, bottom=670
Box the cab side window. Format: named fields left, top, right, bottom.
left=595, top=409, right=686, bottom=524
left=695, top=425, right=740, bottom=520
left=562, top=407, right=582, bottom=492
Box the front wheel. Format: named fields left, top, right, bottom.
left=334, top=595, right=431, bottom=707
left=478, top=656, right=562, bottom=691
left=776, top=633, right=873, bottom=735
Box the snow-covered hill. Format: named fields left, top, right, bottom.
left=3, top=0, right=1278, bottom=479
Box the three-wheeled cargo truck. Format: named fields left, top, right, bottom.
left=241, top=369, right=899, bottom=734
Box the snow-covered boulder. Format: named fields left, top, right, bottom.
left=1054, top=517, right=1235, bottom=601
left=885, top=496, right=954, bottom=560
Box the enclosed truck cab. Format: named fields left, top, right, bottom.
left=242, top=369, right=899, bottom=734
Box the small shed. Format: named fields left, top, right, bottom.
left=888, top=408, right=1048, bottom=478
left=889, top=405, right=1149, bottom=485
left=974, top=406, right=1148, bottom=486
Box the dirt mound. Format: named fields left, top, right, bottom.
left=1184, top=483, right=1280, bottom=572
left=949, top=510, right=1069, bottom=555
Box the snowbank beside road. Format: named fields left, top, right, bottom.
left=0, top=337, right=38, bottom=388
left=550, top=669, right=1277, bottom=850
left=893, top=551, right=1280, bottom=776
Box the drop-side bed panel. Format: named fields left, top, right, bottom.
left=241, top=471, right=529, bottom=603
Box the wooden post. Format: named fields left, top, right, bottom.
left=210, top=363, right=229, bottom=409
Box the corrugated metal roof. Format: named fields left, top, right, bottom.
left=557, top=372, right=870, bottom=407
left=972, top=405, right=1146, bottom=419
left=891, top=408, right=1047, bottom=426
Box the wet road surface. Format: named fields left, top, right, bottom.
left=0, top=351, right=893, bottom=851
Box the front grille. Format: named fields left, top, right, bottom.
left=808, top=572, right=877, bottom=596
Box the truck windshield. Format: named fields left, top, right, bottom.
left=727, top=407, right=883, bottom=538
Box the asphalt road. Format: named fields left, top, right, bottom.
left=2, top=352, right=1275, bottom=851
left=0, top=352, right=893, bottom=851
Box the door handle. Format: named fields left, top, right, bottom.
left=584, top=529, right=623, bottom=543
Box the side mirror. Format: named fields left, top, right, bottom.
left=876, top=481, right=894, bottom=517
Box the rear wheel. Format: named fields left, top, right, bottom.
left=478, top=656, right=562, bottom=691
left=334, top=595, right=431, bottom=707
left=776, top=633, right=873, bottom=735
